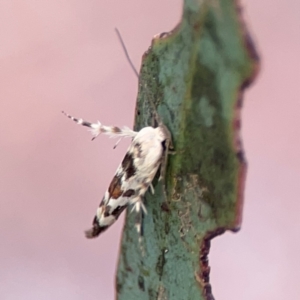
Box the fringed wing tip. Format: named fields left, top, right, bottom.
left=84, top=228, right=98, bottom=239
left=84, top=224, right=108, bottom=239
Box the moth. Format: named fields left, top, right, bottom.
left=63, top=29, right=173, bottom=238
left=63, top=109, right=173, bottom=238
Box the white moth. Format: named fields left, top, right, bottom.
left=63, top=111, right=173, bottom=237
left=63, top=29, right=173, bottom=238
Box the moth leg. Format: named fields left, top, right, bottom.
left=149, top=183, right=155, bottom=195
left=134, top=208, right=143, bottom=235
left=62, top=111, right=137, bottom=141
left=135, top=207, right=146, bottom=254
left=159, top=149, right=173, bottom=209
left=129, top=195, right=146, bottom=251
left=158, top=122, right=174, bottom=182
left=130, top=196, right=147, bottom=215
left=113, top=137, right=123, bottom=149
left=158, top=128, right=175, bottom=206
left=159, top=139, right=172, bottom=182
left=159, top=150, right=168, bottom=182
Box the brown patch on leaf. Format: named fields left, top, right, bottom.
left=196, top=228, right=225, bottom=300
left=229, top=1, right=260, bottom=230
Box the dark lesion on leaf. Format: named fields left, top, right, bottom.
left=138, top=275, right=145, bottom=291
left=197, top=228, right=226, bottom=300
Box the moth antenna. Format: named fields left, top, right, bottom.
left=115, top=28, right=139, bottom=78
left=115, top=28, right=163, bottom=127
left=62, top=111, right=137, bottom=140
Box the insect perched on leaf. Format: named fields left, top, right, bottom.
left=63, top=29, right=173, bottom=238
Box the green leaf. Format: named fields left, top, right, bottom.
left=117, top=0, right=259, bottom=299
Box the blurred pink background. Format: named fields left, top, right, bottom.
left=0, top=1, right=299, bottom=299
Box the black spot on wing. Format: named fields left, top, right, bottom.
left=123, top=189, right=135, bottom=197
left=161, top=140, right=167, bottom=151
left=121, top=152, right=136, bottom=180
left=133, top=142, right=142, bottom=158
left=111, top=205, right=127, bottom=219
left=103, top=205, right=111, bottom=217
left=99, top=198, right=105, bottom=207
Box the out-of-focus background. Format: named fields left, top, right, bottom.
left=0, top=1, right=299, bottom=299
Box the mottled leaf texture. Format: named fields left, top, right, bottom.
left=117, top=0, right=259, bottom=299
